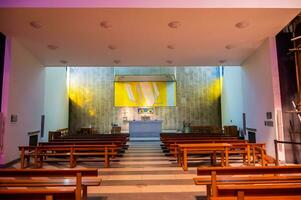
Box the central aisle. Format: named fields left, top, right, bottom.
left=89, top=141, right=205, bottom=200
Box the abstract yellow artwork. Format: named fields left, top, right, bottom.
left=114, top=82, right=176, bottom=107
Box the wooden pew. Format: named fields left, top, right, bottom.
left=214, top=183, right=301, bottom=200
left=0, top=188, right=76, bottom=200
left=54, top=133, right=129, bottom=140
left=194, top=165, right=301, bottom=199
left=177, top=143, right=231, bottom=171
left=39, top=140, right=127, bottom=151
left=166, top=139, right=246, bottom=157
left=19, top=144, right=118, bottom=168
left=0, top=168, right=100, bottom=200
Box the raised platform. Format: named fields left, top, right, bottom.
left=129, top=120, right=162, bottom=137
left=130, top=137, right=160, bottom=141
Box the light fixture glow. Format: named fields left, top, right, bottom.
left=219, top=59, right=226, bottom=64
left=225, top=44, right=235, bottom=50
left=47, top=45, right=59, bottom=50
left=167, top=45, right=175, bottom=50
left=108, top=45, right=117, bottom=50
left=29, top=21, right=42, bottom=29
left=114, top=59, right=121, bottom=64
left=235, top=21, right=250, bottom=29
left=100, top=21, right=112, bottom=29
left=60, top=60, right=68, bottom=64
left=168, top=21, right=181, bottom=29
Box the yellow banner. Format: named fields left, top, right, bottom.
left=114, top=82, right=176, bottom=107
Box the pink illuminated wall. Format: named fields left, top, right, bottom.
left=0, top=0, right=301, bottom=8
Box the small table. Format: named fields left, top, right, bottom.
left=177, top=143, right=231, bottom=171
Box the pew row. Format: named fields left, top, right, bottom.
left=193, top=165, right=301, bottom=199
left=0, top=168, right=100, bottom=200
left=19, top=144, right=118, bottom=168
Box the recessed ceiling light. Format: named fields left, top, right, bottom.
left=225, top=44, right=235, bottom=50
left=166, top=60, right=173, bottom=64
left=60, top=60, right=68, bottom=64
left=47, top=44, right=59, bottom=50
left=114, top=59, right=121, bottom=64
left=167, top=45, right=175, bottom=50
left=108, top=45, right=117, bottom=50
left=100, top=21, right=112, bottom=29
left=219, top=59, right=227, bottom=64
left=235, top=21, right=250, bottom=29
left=29, top=21, right=42, bottom=29
left=168, top=21, right=181, bottom=29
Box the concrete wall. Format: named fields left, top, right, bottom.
left=221, top=66, right=243, bottom=130
left=43, top=67, right=68, bottom=141
left=241, top=38, right=283, bottom=158
left=68, top=66, right=222, bottom=133
left=1, top=38, right=45, bottom=164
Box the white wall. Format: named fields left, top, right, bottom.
left=221, top=66, right=243, bottom=130
left=43, top=67, right=69, bottom=141
left=1, top=38, right=45, bottom=164
left=241, top=38, right=283, bottom=158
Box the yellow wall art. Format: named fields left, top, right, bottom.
left=114, top=82, right=176, bottom=107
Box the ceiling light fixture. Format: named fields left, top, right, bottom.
left=168, top=21, right=181, bottom=29
left=29, top=21, right=42, bottom=29
left=219, top=59, right=227, bottom=64
left=235, top=21, right=250, bottom=29
left=225, top=44, right=235, bottom=50
left=114, top=59, right=121, bottom=64
left=108, top=45, right=117, bottom=50
left=60, top=60, right=68, bottom=64
left=100, top=21, right=112, bottom=29
left=167, top=45, right=175, bottom=50
left=47, top=44, right=59, bottom=50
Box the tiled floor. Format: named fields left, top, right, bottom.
left=89, top=141, right=206, bottom=200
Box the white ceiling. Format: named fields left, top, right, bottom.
left=0, top=8, right=300, bottom=66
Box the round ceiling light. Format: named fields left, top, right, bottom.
left=47, top=44, right=59, bottom=50
left=100, top=21, right=112, bottom=29
left=167, top=45, right=175, bottom=50
left=225, top=44, right=235, bottom=50
left=168, top=21, right=181, bottom=29
left=108, top=45, right=117, bottom=50
left=60, top=60, right=68, bottom=64
left=235, top=21, right=250, bottom=29
left=219, top=59, right=227, bottom=64
left=114, top=59, right=121, bottom=64
left=29, top=21, right=42, bottom=29
left=166, top=60, right=173, bottom=64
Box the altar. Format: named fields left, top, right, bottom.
left=129, top=120, right=162, bottom=137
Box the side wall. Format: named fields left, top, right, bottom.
left=241, top=38, right=283, bottom=158
left=43, top=67, right=68, bottom=141
left=221, top=66, right=243, bottom=130
left=1, top=38, right=45, bottom=164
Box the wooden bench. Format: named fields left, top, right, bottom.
left=0, top=188, right=76, bottom=200
left=177, top=143, right=231, bottom=171
left=194, top=165, right=301, bottom=199
left=214, top=183, right=301, bottom=200
left=19, top=144, right=118, bottom=168
left=0, top=168, right=100, bottom=200
left=166, top=139, right=246, bottom=156
left=39, top=140, right=127, bottom=151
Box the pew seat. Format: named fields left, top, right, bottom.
left=0, top=188, right=76, bottom=200
left=194, top=166, right=301, bottom=199
left=0, top=168, right=99, bottom=200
